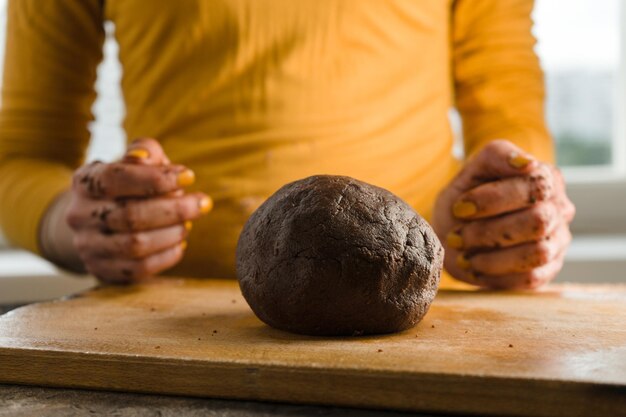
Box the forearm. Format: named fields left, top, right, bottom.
left=39, top=191, right=86, bottom=273
left=452, top=0, right=554, bottom=163
left=0, top=0, right=104, bottom=262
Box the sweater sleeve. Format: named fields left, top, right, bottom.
left=0, top=0, right=104, bottom=254
left=452, top=0, right=554, bottom=163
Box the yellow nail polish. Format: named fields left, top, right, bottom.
left=177, top=169, right=195, bottom=187
left=446, top=232, right=463, bottom=249
left=453, top=201, right=477, bottom=218
left=199, top=196, right=213, bottom=214
left=184, top=221, right=193, bottom=232
left=457, top=253, right=472, bottom=270
left=126, top=148, right=150, bottom=159
left=509, top=152, right=533, bottom=169
left=180, top=241, right=188, bottom=251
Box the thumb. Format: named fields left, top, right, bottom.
left=456, top=139, right=538, bottom=190
left=123, top=137, right=171, bottom=166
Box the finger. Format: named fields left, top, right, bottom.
left=123, top=138, right=171, bottom=165
left=464, top=225, right=571, bottom=275
left=86, top=242, right=186, bottom=284
left=123, top=138, right=185, bottom=200
left=68, top=193, right=212, bottom=232
left=455, top=139, right=539, bottom=191
left=105, top=193, right=211, bottom=231
left=449, top=201, right=559, bottom=250
left=552, top=167, right=576, bottom=223
left=442, top=247, right=483, bottom=286
left=72, top=161, right=195, bottom=199
left=74, top=223, right=190, bottom=259
left=558, top=194, right=576, bottom=224
left=452, top=164, right=554, bottom=219
left=473, top=254, right=565, bottom=290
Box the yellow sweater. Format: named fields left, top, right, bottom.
left=0, top=0, right=552, bottom=283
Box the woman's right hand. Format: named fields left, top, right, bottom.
left=65, top=138, right=212, bottom=284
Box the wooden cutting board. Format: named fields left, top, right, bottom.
left=0, top=278, right=625, bottom=417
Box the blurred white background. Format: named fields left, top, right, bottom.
left=0, top=0, right=624, bottom=304
left=535, top=0, right=620, bottom=167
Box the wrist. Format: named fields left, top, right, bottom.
left=39, top=190, right=86, bottom=274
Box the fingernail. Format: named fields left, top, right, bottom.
left=199, top=196, right=213, bottom=214
left=446, top=231, right=463, bottom=249
left=457, top=253, right=472, bottom=270
left=126, top=148, right=150, bottom=159
left=184, top=221, right=193, bottom=232
left=177, top=169, right=195, bottom=187
left=180, top=241, right=188, bottom=251
left=509, top=152, right=533, bottom=169
left=453, top=201, right=477, bottom=218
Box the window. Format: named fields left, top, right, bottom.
left=533, top=0, right=626, bottom=282
left=534, top=0, right=626, bottom=236
left=534, top=0, right=620, bottom=169
left=88, top=22, right=126, bottom=163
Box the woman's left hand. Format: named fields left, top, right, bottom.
left=432, top=139, right=575, bottom=290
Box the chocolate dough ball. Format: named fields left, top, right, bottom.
left=236, top=175, right=443, bottom=336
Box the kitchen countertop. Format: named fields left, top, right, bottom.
left=0, top=384, right=432, bottom=417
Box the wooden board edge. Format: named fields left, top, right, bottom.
left=1, top=348, right=625, bottom=417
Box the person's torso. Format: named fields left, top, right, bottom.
left=104, top=0, right=458, bottom=277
